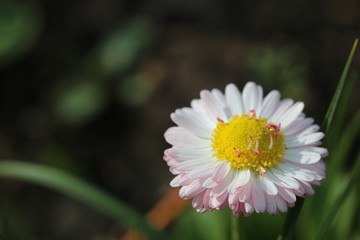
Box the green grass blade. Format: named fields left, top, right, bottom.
left=328, top=110, right=360, bottom=180
left=322, top=39, right=358, bottom=133
left=0, top=161, right=169, bottom=240
left=278, top=39, right=358, bottom=240
left=317, top=147, right=360, bottom=240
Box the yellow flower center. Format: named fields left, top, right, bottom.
left=211, top=111, right=286, bottom=174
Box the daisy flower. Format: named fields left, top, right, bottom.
left=164, top=82, right=327, bottom=216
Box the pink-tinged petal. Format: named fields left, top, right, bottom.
left=259, top=175, right=278, bottom=195
left=179, top=180, right=204, bottom=199
left=200, top=90, right=228, bottom=122
left=279, top=102, right=305, bottom=129
left=298, top=181, right=315, bottom=196
left=278, top=188, right=297, bottom=203
left=268, top=98, right=294, bottom=123
left=192, top=191, right=205, bottom=211
left=202, top=162, right=231, bottom=188
left=202, top=178, right=219, bottom=188
left=225, top=83, right=244, bottom=115
left=211, top=161, right=231, bottom=183
left=259, top=90, right=280, bottom=118
left=171, top=109, right=213, bottom=138
left=164, top=127, right=210, bottom=148
left=284, top=148, right=322, bottom=164
left=210, top=171, right=233, bottom=196
left=209, top=191, right=229, bottom=209
left=238, top=182, right=252, bottom=202
left=244, top=202, right=254, bottom=215
left=229, top=169, right=251, bottom=192
left=170, top=174, right=192, bottom=187
left=285, top=132, right=325, bottom=148
left=265, top=194, right=278, bottom=215
left=229, top=193, right=240, bottom=212
left=275, top=195, right=288, bottom=213
left=251, top=178, right=266, bottom=213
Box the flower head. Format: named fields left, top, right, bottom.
left=164, top=82, right=327, bottom=216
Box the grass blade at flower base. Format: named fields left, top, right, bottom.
left=0, top=161, right=169, bottom=240
left=317, top=147, right=360, bottom=240
left=322, top=39, right=358, bottom=133
left=277, top=39, right=358, bottom=240
left=327, top=110, right=360, bottom=184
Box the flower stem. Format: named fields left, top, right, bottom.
left=277, top=198, right=304, bottom=240
left=231, top=214, right=240, bottom=240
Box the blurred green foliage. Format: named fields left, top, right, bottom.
left=0, top=0, right=42, bottom=68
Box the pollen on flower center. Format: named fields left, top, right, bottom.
left=211, top=110, right=286, bottom=173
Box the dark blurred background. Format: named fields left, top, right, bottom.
left=0, top=0, right=359, bottom=239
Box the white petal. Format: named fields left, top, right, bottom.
left=190, top=99, right=207, bottom=114
left=171, top=108, right=213, bottom=138
left=279, top=102, right=304, bottom=129
left=259, top=175, right=278, bottom=195
left=166, top=147, right=212, bottom=161
left=164, top=127, right=210, bottom=148
left=176, top=159, right=217, bottom=171
left=277, top=163, right=315, bottom=182
left=282, top=118, right=314, bottom=136
left=285, top=132, right=325, bottom=148
left=268, top=98, right=294, bottom=123
left=267, top=169, right=300, bottom=189
left=242, top=82, right=260, bottom=113
left=225, top=83, right=244, bottom=115
left=255, top=85, right=264, bottom=112
left=200, top=90, right=228, bottom=122
left=259, top=90, right=280, bottom=118
left=212, top=88, right=232, bottom=119
left=284, top=148, right=322, bottom=164
left=188, top=166, right=216, bottom=179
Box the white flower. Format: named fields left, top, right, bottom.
left=164, top=82, right=327, bottom=216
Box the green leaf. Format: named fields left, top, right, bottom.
left=322, top=39, right=358, bottom=133
left=0, top=161, right=168, bottom=240
left=277, top=39, right=358, bottom=240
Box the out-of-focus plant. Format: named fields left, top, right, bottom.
left=0, top=0, right=43, bottom=68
